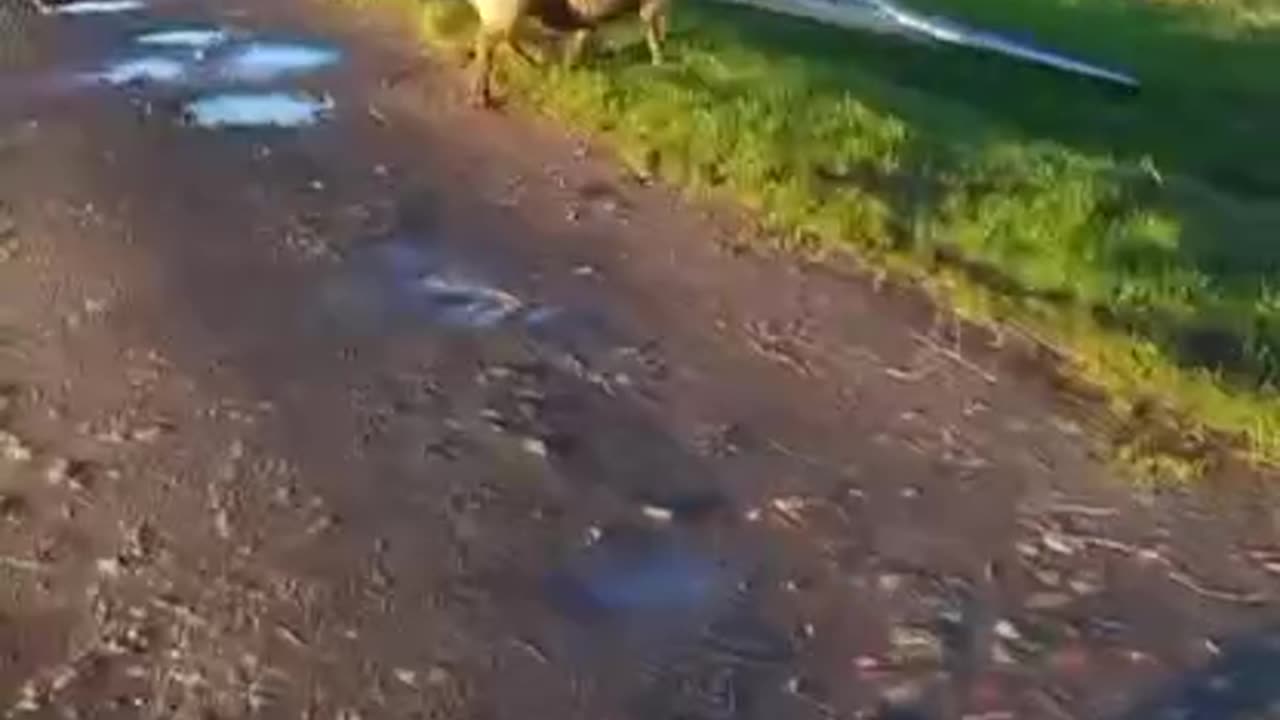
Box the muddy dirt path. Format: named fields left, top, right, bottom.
left=2, top=0, right=1279, bottom=718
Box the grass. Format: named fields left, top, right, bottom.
left=347, top=0, right=1280, bottom=476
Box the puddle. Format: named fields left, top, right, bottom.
left=542, top=527, right=745, bottom=676
left=318, top=240, right=545, bottom=335
left=182, top=91, right=334, bottom=129
left=87, top=55, right=188, bottom=86
left=414, top=274, right=524, bottom=329
left=50, top=0, right=145, bottom=14
left=215, top=41, right=341, bottom=83
left=546, top=528, right=729, bottom=623
left=76, top=33, right=336, bottom=92
left=135, top=28, right=231, bottom=51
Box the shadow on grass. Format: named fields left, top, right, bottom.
left=698, top=0, right=1280, bottom=197
left=664, top=0, right=1280, bottom=390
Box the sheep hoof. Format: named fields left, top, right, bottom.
left=468, top=88, right=499, bottom=110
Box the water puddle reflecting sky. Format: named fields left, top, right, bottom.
left=183, top=91, right=334, bottom=128
left=546, top=530, right=729, bottom=622
left=50, top=0, right=145, bottom=15
left=317, top=240, right=540, bottom=334
left=134, top=28, right=231, bottom=51
left=214, top=41, right=341, bottom=83
left=73, top=28, right=343, bottom=97
left=88, top=55, right=187, bottom=86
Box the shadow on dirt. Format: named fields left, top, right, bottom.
left=1112, top=622, right=1280, bottom=720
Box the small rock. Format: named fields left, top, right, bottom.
left=878, top=574, right=906, bottom=594
left=1041, top=531, right=1079, bottom=556
left=993, top=620, right=1023, bottom=642
left=49, top=664, right=79, bottom=692
left=393, top=668, right=417, bottom=688
left=214, top=509, right=232, bottom=540
left=129, top=425, right=165, bottom=443
left=641, top=504, right=674, bottom=523
left=992, top=640, right=1017, bottom=665
left=853, top=655, right=883, bottom=673
left=0, top=431, right=33, bottom=462
left=888, top=625, right=945, bottom=664
left=519, top=437, right=548, bottom=459
left=13, top=680, right=43, bottom=713
left=1068, top=575, right=1103, bottom=596
left=96, top=557, right=123, bottom=578
left=770, top=496, right=810, bottom=521
left=307, top=513, right=340, bottom=536
left=45, top=457, right=71, bottom=485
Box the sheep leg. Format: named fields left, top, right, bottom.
left=564, top=28, right=592, bottom=68
left=469, top=27, right=502, bottom=107
left=507, top=33, right=542, bottom=66
left=641, top=1, right=668, bottom=65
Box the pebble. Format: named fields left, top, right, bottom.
left=641, top=504, right=674, bottom=523
left=878, top=574, right=906, bottom=593
left=1041, top=531, right=1079, bottom=556
left=96, top=557, right=123, bottom=578
left=45, top=457, right=71, bottom=484
left=13, top=680, right=42, bottom=713
left=519, top=437, right=548, bottom=459
left=993, top=620, right=1024, bottom=642
left=992, top=640, right=1017, bottom=665
left=0, top=431, right=33, bottom=462
left=888, top=625, right=945, bottom=664
left=393, top=668, right=417, bottom=688
left=1068, top=575, right=1103, bottom=596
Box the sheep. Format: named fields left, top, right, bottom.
left=464, top=0, right=670, bottom=107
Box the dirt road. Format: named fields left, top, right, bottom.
left=1, top=0, right=1279, bottom=717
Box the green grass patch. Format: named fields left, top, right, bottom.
left=347, top=0, right=1280, bottom=474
